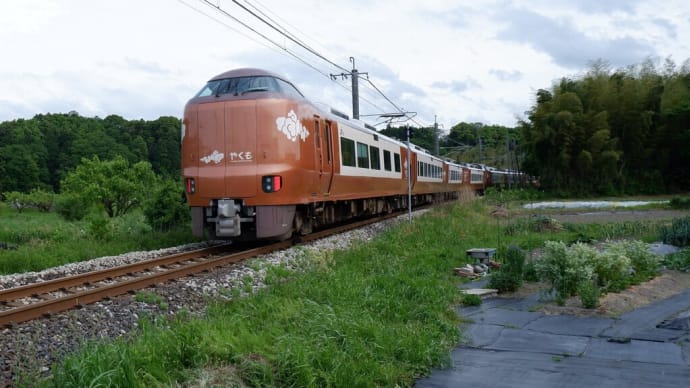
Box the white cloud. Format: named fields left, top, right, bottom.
left=0, top=0, right=689, bottom=130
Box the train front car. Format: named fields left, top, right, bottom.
left=182, top=68, right=313, bottom=241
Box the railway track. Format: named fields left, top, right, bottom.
left=0, top=210, right=409, bottom=327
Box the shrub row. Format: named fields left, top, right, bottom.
left=535, top=240, right=659, bottom=306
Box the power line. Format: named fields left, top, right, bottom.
left=186, top=0, right=419, bottom=126
left=197, top=0, right=333, bottom=79
left=235, top=0, right=349, bottom=73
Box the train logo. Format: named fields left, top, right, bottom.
left=276, top=109, right=309, bottom=142
left=200, top=150, right=224, bottom=165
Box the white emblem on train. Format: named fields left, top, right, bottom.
left=200, top=150, right=224, bottom=164
left=276, top=110, right=309, bottom=142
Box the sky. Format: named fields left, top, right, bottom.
left=1, top=0, right=689, bottom=131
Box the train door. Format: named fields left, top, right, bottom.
left=317, top=120, right=334, bottom=194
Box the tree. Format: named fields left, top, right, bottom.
left=61, top=156, right=156, bottom=217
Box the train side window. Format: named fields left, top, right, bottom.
left=341, top=137, right=356, bottom=167
left=370, top=146, right=380, bottom=170
left=383, top=150, right=392, bottom=171
left=324, top=123, right=332, bottom=163
left=394, top=153, right=401, bottom=172
left=356, top=142, right=369, bottom=168
left=314, top=120, right=321, bottom=148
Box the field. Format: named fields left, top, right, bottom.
left=2, top=194, right=689, bottom=386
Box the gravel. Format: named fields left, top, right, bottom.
left=0, top=211, right=425, bottom=385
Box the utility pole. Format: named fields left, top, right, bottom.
left=433, top=115, right=439, bottom=155
left=330, top=57, right=367, bottom=120
left=406, top=126, right=413, bottom=223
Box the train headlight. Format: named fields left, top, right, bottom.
left=262, top=175, right=282, bottom=193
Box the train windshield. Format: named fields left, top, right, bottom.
left=194, top=76, right=304, bottom=98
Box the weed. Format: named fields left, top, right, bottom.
left=135, top=291, right=168, bottom=310
left=662, top=248, right=690, bottom=271
left=669, top=196, right=690, bottom=209
left=577, top=279, right=600, bottom=309
left=461, top=293, right=482, bottom=306
left=660, top=216, right=690, bottom=247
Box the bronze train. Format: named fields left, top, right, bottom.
left=181, top=68, right=525, bottom=241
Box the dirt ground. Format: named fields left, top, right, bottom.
left=501, top=208, right=690, bottom=317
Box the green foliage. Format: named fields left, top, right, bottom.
left=4, top=191, right=30, bottom=212
left=577, top=279, right=600, bottom=309
left=669, top=196, right=690, bottom=209
left=484, top=188, right=547, bottom=205
left=0, top=204, right=194, bottom=274
left=605, top=240, right=659, bottom=278
left=0, top=113, right=181, bottom=194
left=461, top=293, right=482, bottom=306
left=142, top=179, right=190, bottom=230
left=61, top=156, right=156, bottom=217
left=534, top=239, right=659, bottom=303
left=592, top=248, right=632, bottom=292
left=488, top=245, right=526, bottom=293
left=662, top=248, right=690, bottom=271
left=660, top=216, right=690, bottom=247
left=53, top=192, right=90, bottom=221
left=135, top=291, right=169, bottom=310
left=535, top=241, right=593, bottom=304
left=521, top=58, right=690, bottom=194
left=50, top=204, right=479, bottom=387
left=565, top=220, right=661, bottom=242
left=4, top=190, right=55, bottom=212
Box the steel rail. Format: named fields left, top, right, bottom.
left=0, top=207, right=420, bottom=327
left=0, top=244, right=232, bottom=302
left=0, top=242, right=290, bottom=327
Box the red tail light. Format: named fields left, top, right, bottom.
left=262, top=175, right=282, bottom=193
left=186, top=178, right=195, bottom=194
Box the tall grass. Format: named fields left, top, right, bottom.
left=48, top=202, right=507, bottom=387
left=0, top=203, right=198, bottom=274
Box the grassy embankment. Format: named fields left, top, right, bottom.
left=34, top=194, right=678, bottom=387
left=0, top=203, right=197, bottom=274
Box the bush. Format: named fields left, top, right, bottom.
left=461, top=293, right=482, bottom=306
left=4, top=191, right=31, bottom=212
left=662, top=248, right=690, bottom=271
left=607, top=240, right=658, bottom=277
left=54, top=192, right=90, bottom=221
left=488, top=270, right=522, bottom=293
left=577, top=278, right=600, bottom=309
left=669, top=196, right=690, bottom=209
left=488, top=245, right=525, bottom=293
left=590, top=246, right=631, bottom=292
left=142, top=179, right=190, bottom=230
left=660, top=217, right=690, bottom=247
left=535, top=241, right=593, bottom=304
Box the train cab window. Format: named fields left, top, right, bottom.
left=356, top=142, right=369, bottom=168
left=194, top=76, right=304, bottom=98
left=341, top=137, right=356, bottom=167
left=370, top=146, right=380, bottom=170
left=383, top=150, right=392, bottom=171
left=394, top=153, right=401, bottom=172
left=276, top=78, right=305, bottom=99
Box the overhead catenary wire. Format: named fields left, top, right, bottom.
left=185, top=0, right=423, bottom=127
